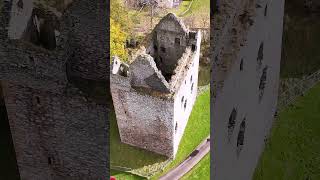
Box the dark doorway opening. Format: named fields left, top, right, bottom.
left=0, top=82, right=20, bottom=180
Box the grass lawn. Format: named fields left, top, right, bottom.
left=172, top=0, right=210, bottom=17
left=111, top=170, right=143, bottom=180
left=181, top=154, right=210, bottom=179
left=111, top=89, right=210, bottom=179
left=253, top=83, right=320, bottom=180
left=280, top=0, right=320, bottom=78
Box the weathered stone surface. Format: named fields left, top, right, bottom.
left=130, top=54, right=170, bottom=93
left=111, top=13, right=201, bottom=158
left=0, top=0, right=109, bottom=179
left=212, top=0, right=284, bottom=179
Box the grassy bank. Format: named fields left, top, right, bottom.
left=253, top=83, right=320, bottom=179
left=181, top=154, right=210, bottom=179
left=280, top=0, right=320, bottom=78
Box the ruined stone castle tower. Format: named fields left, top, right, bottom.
left=111, top=13, right=201, bottom=158
left=212, top=0, right=285, bottom=179
left=0, top=0, right=109, bottom=179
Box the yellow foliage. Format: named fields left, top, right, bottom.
left=110, top=18, right=128, bottom=62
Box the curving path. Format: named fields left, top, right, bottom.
left=159, top=136, right=210, bottom=180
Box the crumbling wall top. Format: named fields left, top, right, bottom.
left=153, top=13, right=189, bottom=34
left=130, top=54, right=171, bottom=93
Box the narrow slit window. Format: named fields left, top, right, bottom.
left=240, top=58, right=244, bottom=71
left=17, top=0, right=23, bottom=9
left=191, top=44, right=196, bottom=51
left=175, top=38, right=180, bottom=45
left=227, top=108, right=237, bottom=142
left=161, top=47, right=166, bottom=53
left=175, top=122, right=178, bottom=133
left=264, top=4, right=268, bottom=17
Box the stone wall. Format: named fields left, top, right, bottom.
left=212, top=0, right=285, bottom=179
left=111, top=13, right=201, bottom=158
left=0, top=0, right=110, bottom=179
left=173, top=31, right=201, bottom=155
left=2, top=82, right=109, bottom=179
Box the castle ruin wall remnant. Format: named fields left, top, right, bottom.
left=212, top=0, right=285, bottom=179
left=111, top=13, right=201, bottom=158
left=0, top=0, right=110, bottom=179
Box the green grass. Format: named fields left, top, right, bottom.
left=151, top=89, right=210, bottom=179
left=181, top=154, right=210, bottom=179
left=253, top=83, right=320, bottom=180
left=111, top=170, right=144, bottom=180
left=280, top=0, right=320, bottom=78
left=172, top=0, right=210, bottom=17
left=172, top=0, right=191, bottom=16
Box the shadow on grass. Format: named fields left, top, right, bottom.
left=0, top=101, right=20, bottom=180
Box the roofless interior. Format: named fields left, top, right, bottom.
left=147, top=14, right=197, bottom=82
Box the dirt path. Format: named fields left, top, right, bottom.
left=159, top=136, right=210, bottom=180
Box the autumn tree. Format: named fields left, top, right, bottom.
left=110, top=18, right=128, bottom=61
left=110, top=0, right=133, bottom=62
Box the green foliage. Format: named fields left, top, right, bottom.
left=111, top=0, right=133, bottom=33
left=110, top=18, right=128, bottom=61
left=110, top=0, right=135, bottom=62
left=253, top=83, right=320, bottom=180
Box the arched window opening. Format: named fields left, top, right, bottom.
left=48, top=157, right=53, bottom=165
left=181, top=96, right=184, bottom=107
left=160, top=47, right=166, bottom=53
left=236, top=119, right=246, bottom=156
left=175, top=38, right=180, bottom=45
left=36, top=96, right=40, bottom=105
left=191, top=83, right=194, bottom=93
left=264, top=4, right=268, bottom=17
left=227, top=108, right=237, bottom=142
left=191, top=44, right=196, bottom=51
left=259, top=66, right=268, bottom=102
left=257, top=42, right=264, bottom=66
left=175, top=122, right=178, bottom=133
left=240, top=58, right=244, bottom=71
left=17, top=0, right=23, bottom=9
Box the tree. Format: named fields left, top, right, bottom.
left=110, top=0, right=134, bottom=62
left=110, top=18, right=128, bottom=61
left=111, top=0, right=132, bottom=33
